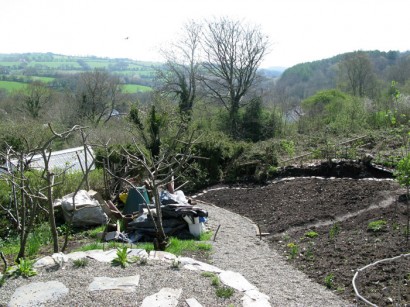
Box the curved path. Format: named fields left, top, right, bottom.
left=199, top=200, right=352, bottom=306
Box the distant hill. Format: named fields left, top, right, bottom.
left=0, top=52, right=159, bottom=92
left=275, top=50, right=410, bottom=100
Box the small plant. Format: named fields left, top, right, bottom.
left=111, top=246, right=131, bottom=268
left=8, top=258, right=37, bottom=278
left=305, top=230, right=319, bottom=238
left=73, top=258, right=89, bottom=268
left=287, top=242, right=299, bottom=259
left=367, top=220, right=387, bottom=232
left=215, top=286, right=234, bottom=298
left=329, top=223, right=340, bottom=240
left=201, top=271, right=216, bottom=278
left=324, top=273, right=335, bottom=289
left=211, top=275, right=221, bottom=287
left=304, top=242, right=315, bottom=261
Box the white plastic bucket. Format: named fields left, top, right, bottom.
left=188, top=223, right=204, bottom=237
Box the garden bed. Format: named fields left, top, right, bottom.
left=196, top=176, right=409, bottom=305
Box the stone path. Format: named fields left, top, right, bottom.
left=6, top=249, right=270, bottom=307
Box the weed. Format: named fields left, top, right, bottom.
left=211, top=275, right=221, bottom=287
left=329, top=223, right=340, bottom=240
left=305, top=230, right=319, bottom=238
left=73, top=258, right=89, bottom=268
left=8, top=259, right=37, bottom=278
left=324, top=273, right=335, bottom=289
left=304, top=243, right=315, bottom=261
left=287, top=242, right=299, bottom=259
left=215, top=286, right=234, bottom=298
left=367, top=220, right=387, bottom=232
left=111, top=246, right=131, bottom=268
left=201, top=271, right=216, bottom=278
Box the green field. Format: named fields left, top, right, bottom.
left=122, top=84, right=152, bottom=93
left=0, top=80, right=26, bottom=92
left=31, top=76, right=55, bottom=83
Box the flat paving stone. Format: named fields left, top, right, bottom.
left=9, top=281, right=69, bottom=307
left=141, top=288, right=182, bottom=307
left=88, top=275, right=140, bottom=292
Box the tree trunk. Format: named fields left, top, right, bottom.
left=47, top=172, right=59, bottom=253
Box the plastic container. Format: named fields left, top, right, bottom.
left=188, top=223, right=204, bottom=237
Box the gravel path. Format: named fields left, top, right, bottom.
left=0, top=201, right=352, bottom=306
left=200, top=201, right=351, bottom=306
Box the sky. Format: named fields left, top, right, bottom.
left=1, top=0, right=409, bottom=68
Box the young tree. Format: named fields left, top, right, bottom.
left=123, top=99, right=198, bottom=250
left=201, top=17, right=269, bottom=137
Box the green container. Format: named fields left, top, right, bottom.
left=123, top=186, right=150, bottom=215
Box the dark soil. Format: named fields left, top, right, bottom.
left=195, top=172, right=410, bottom=306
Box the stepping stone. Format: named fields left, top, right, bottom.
left=86, top=249, right=118, bottom=262
left=149, top=250, right=177, bottom=262
left=242, top=289, right=271, bottom=306
left=219, top=270, right=256, bottom=291
left=141, top=288, right=182, bottom=307
left=179, top=257, right=223, bottom=273
left=9, top=281, right=68, bottom=306
left=186, top=297, right=203, bottom=307
left=88, top=275, right=140, bottom=292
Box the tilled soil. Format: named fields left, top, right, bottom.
left=195, top=177, right=410, bottom=306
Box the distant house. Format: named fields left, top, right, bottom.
left=1, top=146, right=95, bottom=174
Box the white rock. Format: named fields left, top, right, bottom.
left=219, top=270, right=256, bottom=291
left=141, top=288, right=182, bottom=307
left=9, top=281, right=68, bottom=306
left=242, top=289, right=271, bottom=306
left=149, top=250, right=177, bottom=261
left=179, top=257, right=223, bottom=273
left=186, top=297, right=203, bottom=307
left=88, top=275, right=140, bottom=292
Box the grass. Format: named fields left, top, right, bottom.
left=72, top=258, right=89, bottom=268
left=122, top=84, right=152, bottom=93
left=0, top=80, right=26, bottom=92
left=165, top=234, right=212, bottom=256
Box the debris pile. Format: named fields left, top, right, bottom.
left=54, top=182, right=208, bottom=243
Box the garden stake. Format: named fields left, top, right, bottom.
left=213, top=225, right=221, bottom=242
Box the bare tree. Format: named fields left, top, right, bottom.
left=201, top=17, right=269, bottom=137
left=0, top=124, right=90, bottom=259
left=16, top=81, right=52, bottom=119
left=338, top=51, right=376, bottom=97
left=73, top=69, right=123, bottom=126
left=156, top=20, right=202, bottom=118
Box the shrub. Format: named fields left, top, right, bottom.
left=73, top=258, right=89, bottom=268
left=324, top=273, right=335, bottom=289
